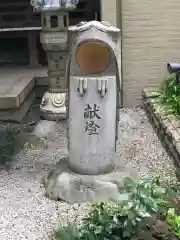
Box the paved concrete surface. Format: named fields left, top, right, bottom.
left=0, top=106, right=176, bottom=239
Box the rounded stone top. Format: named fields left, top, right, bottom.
left=30, top=0, right=79, bottom=12
left=69, top=20, right=120, bottom=33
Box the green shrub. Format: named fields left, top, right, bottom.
left=54, top=175, right=177, bottom=240
left=54, top=223, right=81, bottom=240
left=158, top=74, right=180, bottom=116
left=0, top=126, right=21, bottom=165
left=166, top=208, right=180, bottom=238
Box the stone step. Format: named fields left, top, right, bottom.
left=0, top=74, right=35, bottom=109
left=0, top=67, right=48, bottom=122
left=0, top=67, right=47, bottom=109
left=0, top=91, right=35, bottom=123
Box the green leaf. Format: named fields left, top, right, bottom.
left=175, top=216, right=180, bottom=224
left=175, top=232, right=180, bottom=237
left=167, top=208, right=175, bottom=216
left=94, top=226, right=103, bottom=235
left=117, top=193, right=130, bottom=201
left=166, top=188, right=179, bottom=196
left=123, top=177, right=137, bottom=187
left=153, top=187, right=166, bottom=197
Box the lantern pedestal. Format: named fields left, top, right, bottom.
left=40, top=92, right=67, bottom=120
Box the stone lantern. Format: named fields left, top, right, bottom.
left=30, top=0, right=79, bottom=120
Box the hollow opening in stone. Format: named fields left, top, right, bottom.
left=63, top=15, right=67, bottom=27
left=76, top=41, right=111, bottom=74
left=51, top=15, right=58, bottom=28
left=43, top=17, right=46, bottom=27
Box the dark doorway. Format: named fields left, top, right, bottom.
left=36, top=35, right=47, bottom=66
left=0, top=37, right=29, bottom=66
left=0, top=0, right=101, bottom=67
left=69, top=0, right=101, bottom=25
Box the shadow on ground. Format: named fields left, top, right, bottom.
left=0, top=100, right=56, bottom=168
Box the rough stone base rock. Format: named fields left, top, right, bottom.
left=44, top=158, right=137, bottom=203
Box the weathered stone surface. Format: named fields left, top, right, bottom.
left=171, top=129, right=180, bottom=145
left=171, top=148, right=179, bottom=161
left=166, top=124, right=175, bottom=137
left=142, top=87, right=161, bottom=98
left=40, top=92, right=67, bottom=121
left=161, top=118, right=171, bottom=129
left=153, top=115, right=160, bottom=129
left=175, top=141, right=180, bottom=154
left=0, top=73, right=35, bottom=109
left=0, top=92, right=35, bottom=123
left=33, top=120, right=57, bottom=138
left=68, top=77, right=117, bottom=175
left=39, top=11, right=69, bottom=121
left=44, top=158, right=137, bottom=203
left=68, top=21, right=120, bottom=175
left=142, top=88, right=180, bottom=168
left=171, top=117, right=180, bottom=128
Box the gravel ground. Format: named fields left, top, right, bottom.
left=0, top=105, right=176, bottom=240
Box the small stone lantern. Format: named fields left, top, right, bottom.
left=30, top=0, right=79, bottom=120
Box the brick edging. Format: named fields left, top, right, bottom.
left=142, top=88, right=180, bottom=168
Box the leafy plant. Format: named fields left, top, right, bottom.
left=54, top=175, right=177, bottom=240
left=23, top=137, right=48, bottom=154
left=6, top=125, right=21, bottom=141
left=0, top=126, right=21, bottom=165
left=166, top=208, right=180, bottom=238
left=54, top=223, right=82, bottom=240
left=81, top=176, right=173, bottom=240
left=23, top=141, right=35, bottom=154
left=160, top=74, right=180, bottom=101
left=39, top=136, right=48, bottom=149
left=158, top=74, right=180, bottom=116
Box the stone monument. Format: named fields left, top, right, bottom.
left=30, top=0, right=79, bottom=120
left=67, top=21, right=121, bottom=175
left=44, top=21, right=134, bottom=203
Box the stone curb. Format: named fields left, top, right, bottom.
left=142, top=88, right=180, bottom=169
